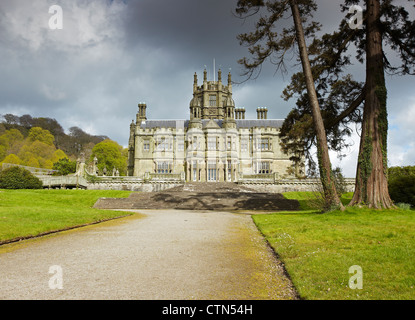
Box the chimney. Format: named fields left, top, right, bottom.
left=257, top=107, right=263, bottom=119
left=137, top=102, right=147, bottom=121
left=256, top=107, right=267, bottom=119
left=235, top=108, right=243, bottom=119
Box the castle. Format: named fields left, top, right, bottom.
left=127, top=69, right=302, bottom=182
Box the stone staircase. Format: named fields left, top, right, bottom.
left=166, top=182, right=257, bottom=193
left=94, top=182, right=300, bottom=212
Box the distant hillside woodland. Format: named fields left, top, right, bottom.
left=0, top=114, right=128, bottom=175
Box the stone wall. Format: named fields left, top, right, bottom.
left=86, top=180, right=183, bottom=192
left=238, top=178, right=355, bottom=193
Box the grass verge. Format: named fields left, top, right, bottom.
left=253, top=192, right=415, bottom=300
left=0, top=189, right=133, bottom=243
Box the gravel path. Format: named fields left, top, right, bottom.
left=0, top=210, right=297, bottom=300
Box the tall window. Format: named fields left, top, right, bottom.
left=192, top=136, right=200, bottom=151
left=207, top=161, right=217, bottom=182
left=192, top=161, right=198, bottom=181
left=157, top=162, right=171, bottom=174
left=156, top=137, right=172, bottom=151
left=241, top=139, right=248, bottom=152
left=209, top=95, right=217, bottom=107
left=257, top=138, right=270, bottom=151
left=207, top=137, right=216, bottom=150
left=143, top=141, right=150, bottom=151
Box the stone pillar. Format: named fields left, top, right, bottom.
left=200, top=161, right=206, bottom=182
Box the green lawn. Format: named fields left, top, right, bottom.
left=0, top=189, right=133, bottom=243
left=253, top=192, right=415, bottom=300
left=2, top=188, right=414, bottom=299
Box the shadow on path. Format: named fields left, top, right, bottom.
left=94, top=183, right=299, bottom=211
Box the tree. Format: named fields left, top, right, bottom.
left=236, top=0, right=344, bottom=210
left=0, top=123, right=6, bottom=135
left=25, top=156, right=41, bottom=168
left=0, top=145, right=6, bottom=162
left=0, top=129, right=24, bottom=149
left=19, top=140, right=55, bottom=168
left=51, top=149, right=69, bottom=164
left=1, top=154, right=21, bottom=165
left=18, top=114, right=34, bottom=128
left=90, top=139, right=127, bottom=176
left=28, top=127, right=55, bottom=146
left=52, top=158, right=76, bottom=176
left=348, top=0, right=389, bottom=207
left=31, top=117, right=64, bottom=137
left=2, top=114, right=19, bottom=125
left=280, top=1, right=415, bottom=208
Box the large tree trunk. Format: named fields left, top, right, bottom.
left=290, top=0, right=344, bottom=210
left=349, top=0, right=394, bottom=209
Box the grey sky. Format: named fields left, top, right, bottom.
left=0, top=0, right=414, bottom=177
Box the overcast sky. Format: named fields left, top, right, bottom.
left=0, top=0, right=414, bottom=177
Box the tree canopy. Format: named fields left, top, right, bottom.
left=90, top=140, right=128, bottom=176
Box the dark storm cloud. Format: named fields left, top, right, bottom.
left=122, top=0, right=248, bottom=63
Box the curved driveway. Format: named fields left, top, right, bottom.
left=0, top=210, right=297, bottom=300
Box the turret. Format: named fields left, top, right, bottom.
left=127, top=120, right=135, bottom=176
left=223, top=93, right=236, bottom=129
left=193, top=72, right=198, bottom=93
left=190, top=96, right=201, bottom=120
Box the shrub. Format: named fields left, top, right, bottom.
left=396, top=203, right=412, bottom=211
left=332, top=166, right=347, bottom=197
left=388, top=166, right=415, bottom=208
left=0, top=166, right=43, bottom=189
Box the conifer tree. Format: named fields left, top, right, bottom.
left=236, top=0, right=344, bottom=210
left=280, top=0, right=415, bottom=208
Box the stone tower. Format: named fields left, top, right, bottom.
left=189, top=69, right=234, bottom=120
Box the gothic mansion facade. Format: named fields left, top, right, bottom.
left=127, top=70, right=301, bottom=182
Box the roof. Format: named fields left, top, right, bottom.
left=235, top=119, right=284, bottom=128
left=139, top=119, right=284, bottom=129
